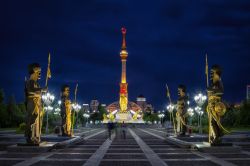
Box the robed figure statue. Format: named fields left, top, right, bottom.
left=207, top=65, right=227, bottom=145
left=25, top=63, right=47, bottom=145
left=61, top=85, right=72, bottom=137
left=176, top=84, right=188, bottom=137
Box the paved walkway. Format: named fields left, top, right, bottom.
left=0, top=127, right=250, bottom=166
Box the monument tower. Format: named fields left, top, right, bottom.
left=105, top=27, right=143, bottom=123
left=119, top=27, right=128, bottom=112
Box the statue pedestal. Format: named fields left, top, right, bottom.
left=115, top=112, right=132, bottom=122
left=193, top=142, right=241, bottom=153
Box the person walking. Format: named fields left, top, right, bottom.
left=107, top=121, right=113, bottom=140
left=121, top=121, right=127, bottom=139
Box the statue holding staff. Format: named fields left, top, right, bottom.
left=61, top=85, right=72, bottom=137
left=176, top=84, right=188, bottom=137
left=207, top=65, right=228, bottom=145
left=25, top=63, right=47, bottom=145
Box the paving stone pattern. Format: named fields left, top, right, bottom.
left=0, top=127, right=250, bottom=166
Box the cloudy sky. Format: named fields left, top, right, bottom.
left=0, top=0, right=250, bottom=109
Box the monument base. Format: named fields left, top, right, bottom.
left=115, top=112, right=131, bottom=122
left=17, top=142, right=47, bottom=147
left=193, top=142, right=241, bottom=153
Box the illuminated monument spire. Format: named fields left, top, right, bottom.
left=119, top=27, right=128, bottom=112
left=105, top=27, right=143, bottom=123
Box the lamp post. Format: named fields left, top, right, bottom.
left=187, top=107, right=194, bottom=125
left=54, top=107, right=60, bottom=115
left=195, top=106, right=203, bottom=134
left=83, top=113, right=90, bottom=127
left=167, top=104, right=175, bottom=128
left=72, top=103, right=81, bottom=129
left=194, top=93, right=207, bottom=134
left=42, top=92, right=55, bottom=134
left=158, top=111, right=165, bottom=127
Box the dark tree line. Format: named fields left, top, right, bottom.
left=0, top=89, right=26, bottom=128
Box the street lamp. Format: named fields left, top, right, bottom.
left=167, top=104, right=175, bottom=127
left=54, top=107, right=60, bottom=115
left=187, top=107, right=194, bottom=125
left=42, top=92, right=55, bottom=134
left=194, top=93, right=207, bottom=134
left=195, top=106, right=204, bottom=134
left=83, top=113, right=90, bottom=127
left=158, top=111, right=165, bottom=127
left=72, top=103, right=81, bottom=129
left=42, top=92, right=55, bottom=106
left=194, top=93, right=207, bottom=106
left=44, top=105, right=53, bottom=133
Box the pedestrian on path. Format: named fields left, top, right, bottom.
left=121, top=121, right=127, bottom=139
left=107, top=121, right=113, bottom=140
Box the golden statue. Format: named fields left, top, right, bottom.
left=176, top=85, right=188, bottom=136
left=25, top=63, right=47, bottom=145
left=119, top=94, right=128, bottom=112
left=61, top=85, right=72, bottom=137
left=207, top=65, right=228, bottom=145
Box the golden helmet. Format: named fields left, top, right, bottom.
left=214, top=102, right=226, bottom=116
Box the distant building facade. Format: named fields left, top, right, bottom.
left=136, top=95, right=147, bottom=111
left=82, top=104, right=90, bottom=113
left=136, top=95, right=154, bottom=113
left=90, top=100, right=99, bottom=113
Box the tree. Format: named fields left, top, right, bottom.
left=143, top=112, right=159, bottom=123
left=97, top=105, right=107, bottom=121
left=6, top=95, right=25, bottom=127
left=90, top=112, right=99, bottom=123
left=0, top=89, right=4, bottom=104
left=235, top=100, right=250, bottom=126
left=0, top=103, right=8, bottom=127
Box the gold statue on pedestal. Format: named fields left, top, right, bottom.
left=176, top=85, right=188, bottom=137
left=119, top=27, right=128, bottom=113
left=61, top=85, right=72, bottom=137
left=207, top=65, right=228, bottom=145
left=25, top=63, right=47, bottom=145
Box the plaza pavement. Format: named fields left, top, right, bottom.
left=0, top=127, right=250, bottom=166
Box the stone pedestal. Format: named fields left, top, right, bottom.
left=115, top=112, right=132, bottom=122
left=193, top=142, right=241, bottom=153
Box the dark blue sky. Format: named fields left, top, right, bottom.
left=0, top=0, right=250, bottom=109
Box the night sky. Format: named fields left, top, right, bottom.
left=0, top=0, right=250, bottom=109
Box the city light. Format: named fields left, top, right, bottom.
left=72, top=103, right=82, bottom=113
left=42, top=92, right=55, bottom=134
left=167, top=104, right=175, bottom=113
left=194, top=93, right=207, bottom=134
left=42, top=92, right=55, bottom=106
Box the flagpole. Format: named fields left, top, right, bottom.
left=74, top=83, right=78, bottom=103
left=205, top=54, right=209, bottom=88
left=205, top=53, right=211, bottom=143
left=40, top=52, right=51, bottom=136
left=72, top=83, right=78, bottom=136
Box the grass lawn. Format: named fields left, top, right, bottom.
left=228, top=126, right=250, bottom=132
left=0, top=127, right=17, bottom=131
